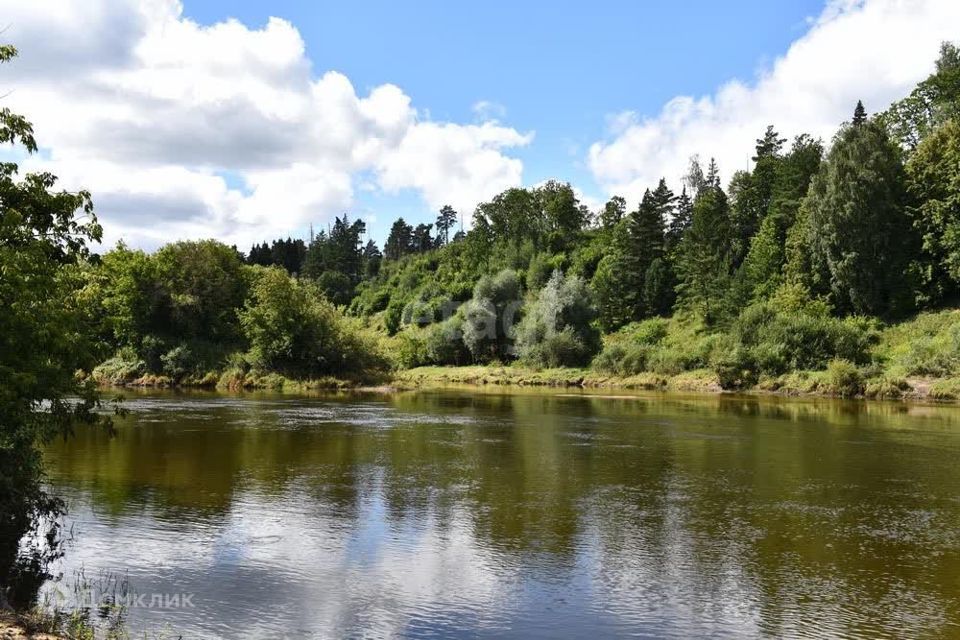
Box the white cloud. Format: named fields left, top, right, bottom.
left=0, top=0, right=531, bottom=248
left=471, top=100, right=508, bottom=121
left=588, top=0, right=960, bottom=206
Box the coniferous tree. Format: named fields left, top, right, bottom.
left=906, top=118, right=960, bottom=301
left=667, top=186, right=693, bottom=251
left=675, top=183, right=735, bottom=323
left=384, top=218, right=414, bottom=260
left=412, top=223, right=435, bottom=252
left=852, top=100, right=867, bottom=126
left=805, top=119, right=917, bottom=315
left=592, top=184, right=671, bottom=330
left=435, top=205, right=458, bottom=246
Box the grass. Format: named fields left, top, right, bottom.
left=91, top=306, right=960, bottom=404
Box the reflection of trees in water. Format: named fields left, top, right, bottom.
left=42, top=390, right=960, bottom=636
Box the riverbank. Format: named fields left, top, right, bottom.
left=95, top=362, right=960, bottom=404
left=0, top=612, right=60, bottom=640
left=391, top=365, right=960, bottom=403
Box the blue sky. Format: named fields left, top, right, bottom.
left=181, top=0, right=821, bottom=237
left=1, top=0, right=954, bottom=249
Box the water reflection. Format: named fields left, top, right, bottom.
left=42, top=389, right=960, bottom=638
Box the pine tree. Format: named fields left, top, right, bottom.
left=591, top=186, right=670, bottom=329
left=412, top=223, right=434, bottom=252
left=435, top=205, right=457, bottom=246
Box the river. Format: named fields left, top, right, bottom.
left=40, top=388, right=960, bottom=638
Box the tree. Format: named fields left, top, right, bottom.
left=591, top=184, right=671, bottom=330
left=435, top=205, right=458, bottom=246
left=675, top=183, right=735, bottom=323
left=599, top=195, right=626, bottom=229
left=361, top=239, right=382, bottom=278
left=153, top=240, right=248, bottom=343
left=805, top=119, right=917, bottom=315
left=880, top=42, right=960, bottom=152
left=384, top=217, right=413, bottom=260
left=412, top=223, right=434, bottom=252
left=515, top=270, right=599, bottom=367
left=666, top=186, right=693, bottom=251
left=462, top=269, right=522, bottom=362
left=0, top=44, right=111, bottom=608
left=683, top=155, right=708, bottom=195
left=852, top=100, right=867, bottom=126
left=239, top=267, right=380, bottom=377
left=906, top=118, right=960, bottom=299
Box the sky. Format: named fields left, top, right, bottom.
left=0, top=0, right=957, bottom=250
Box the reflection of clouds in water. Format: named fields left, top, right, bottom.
left=45, top=391, right=960, bottom=638
left=52, top=478, right=520, bottom=639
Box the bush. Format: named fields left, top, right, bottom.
left=876, top=309, right=960, bottom=377
left=462, top=270, right=522, bottom=362
left=92, top=347, right=145, bottom=384
left=239, top=267, right=386, bottom=378
left=714, top=346, right=759, bottom=390
left=592, top=342, right=651, bottom=376
left=714, top=303, right=880, bottom=383
left=515, top=270, right=600, bottom=367
left=592, top=314, right=722, bottom=377
left=160, top=344, right=196, bottom=380
left=424, top=316, right=470, bottom=366
left=864, top=376, right=911, bottom=399
left=826, top=359, right=864, bottom=397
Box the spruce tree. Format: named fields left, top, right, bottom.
left=805, top=119, right=917, bottom=315
left=852, top=100, right=867, bottom=126
left=675, top=184, right=735, bottom=323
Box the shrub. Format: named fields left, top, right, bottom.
left=239, top=267, right=386, bottom=378
left=826, top=359, right=864, bottom=397
left=714, top=346, right=759, bottom=390
left=864, top=376, right=911, bottom=400
left=721, top=302, right=879, bottom=379
left=424, top=316, right=470, bottom=366
left=876, top=309, right=960, bottom=377
left=516, top=270, right=600, bottom=367
left=92, top=348, right=145, bottom=384
left=462, top=270, right=522, bottom=362
left=160, top=344, right=196, bottom=381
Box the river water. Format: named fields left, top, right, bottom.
left=41, top=388, right=960, bottom=638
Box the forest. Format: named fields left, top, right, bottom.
left=78, top=42, right=960, bottom=400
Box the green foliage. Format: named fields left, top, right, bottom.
left=515, top=271, right=600, bottom=367
left=462, top=269, right=522, bottom=362
left=592, top=315, right=721, bottom=377
left=239, top=267, right=383, bottom=378
left=591, top=181, right=674, bottom=331
left=0, top=46, right=111, bottom=607
left=826, top=359, right=864, bottom=397
left=880, top=42, right=960, bottom=152
left=805, top=118, right=918, bottom=316
left=906, top=118, right=960, bottom=300
left=724, top=302, right=878, bottom=377
left=155, top=240, right=248, bottom=341
left=675, top=185, right=735, bottom=323
left=875, top=308, right=960, bottom=378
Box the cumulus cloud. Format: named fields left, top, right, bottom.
left=0, top=0, right=531, bottom=248
left=588, top=0, right=960, bottom=206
